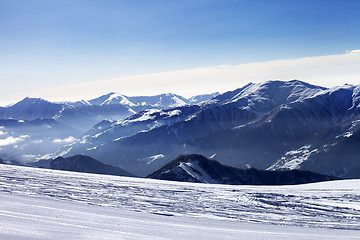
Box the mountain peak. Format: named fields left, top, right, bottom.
left=18, top=97, right=48, bottom=104
left=88, top=92, right=132, bottom=106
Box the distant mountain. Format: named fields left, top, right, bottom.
left=85, top=92, right=189, bottom=109
left=59, top=80, right=360, bottom=179
left=188, top=92, right=219, bottom=104
left=0, top=93, right=199, bottom=132
left=31, top=155, right=134, bottom=177
left=0, top=158, right=22, bottom=165
left=0, top=118, right=80, bottom=162
left=148, top=154, right=339, bottom=185
left=0, top=97, right=64, bottom=120
left=0, top=92, right=216, bottom=163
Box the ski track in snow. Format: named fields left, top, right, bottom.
left=0, top=164, right=359, bottom=239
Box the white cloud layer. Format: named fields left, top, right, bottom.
left=52, top=136, right=77, bottom=144
left=0, top=135, right=29, bottom=146
left=1, top=51, right=360, bottom=105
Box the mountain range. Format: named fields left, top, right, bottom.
left=57, top=80, right=360, bottom=178
left=0, top=80, right=359, bottom=179
left=0, top=92, right=217, bottom=162
left=0, top=92, right=218, bottom=132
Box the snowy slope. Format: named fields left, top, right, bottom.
left=2, top=193, right=360, bottom=240
left=0, top=164, right=359, bottom=233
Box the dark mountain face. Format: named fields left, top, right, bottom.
left=148, top=154, right=340, bottom=185
left=59, top=80, right=360, bottom=178
left=0, top=158, right=22, bottom=166
left=31, top=155, right=134, bottom=177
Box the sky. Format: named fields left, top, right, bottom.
left=0, top=0, right=360, bottom=106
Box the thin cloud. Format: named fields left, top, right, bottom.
left=1, top=51, right=360, bottom=105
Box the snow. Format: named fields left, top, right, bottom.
left=169, top=96, right=188, bottom=108
left=147, top=154, right=165, bottom=164
left=3, top=194, right=359, bottom=240
left=268, top=145, right=318, bottom=170
left=80, top=99, right=92, bottom=105
left=185, top=113, right=197, bottom=121
left=160, top=109, right=181, bottom=118
left=138, top=154, right=165, bottom=164
left=0, top=164, right=359, bottom=239
left=100, top=93, right=136, bottom=107
left=179, top=161, right=218, bottom=184
left=342, top=132, right=353, bottom=138
left=121, top=109, right=161, bottom=124
left=229, top=80, right=325, bottom=109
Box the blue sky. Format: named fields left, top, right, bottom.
left=0, top=0, right=360, bottom=105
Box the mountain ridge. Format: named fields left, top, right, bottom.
left=1, top=80, right=359, bottom=179
left=147, top=154, right=340, bottom=185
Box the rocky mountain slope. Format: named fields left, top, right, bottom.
left=148, top=154, right=340, bottom=185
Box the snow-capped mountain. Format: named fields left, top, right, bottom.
left=148, top=154, right=340, bottom=185
left=0, top=92, right=207, bottom=132
left=0, top=92, right=217, bottom=162
left=57, top=80, right=360, bottom=178
left=31, top=154, right=134, bottom=177
left=54, top=93, right=193, bottom=131
left=0, top=97, right=64, bottom=120
left=85, top=92, right=189, bottom=108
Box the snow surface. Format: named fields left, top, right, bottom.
left=0, top=164, right=359, bottom=239
left=268, top=145, right=318, bottom=170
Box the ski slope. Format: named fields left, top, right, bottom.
left=0, top=164, right=359, bottom=239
